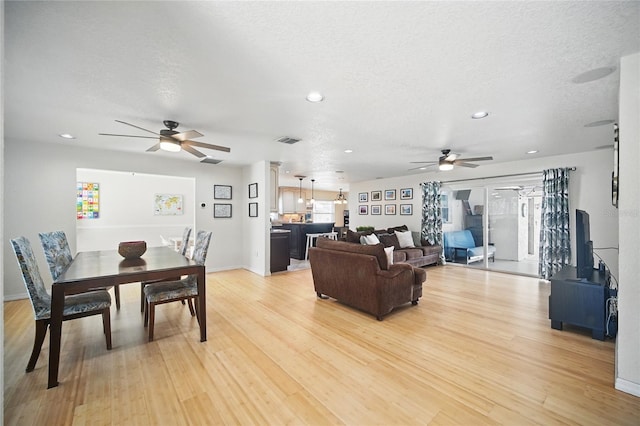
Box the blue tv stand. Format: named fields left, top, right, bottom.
left=549, top=265, right=615, bottom=340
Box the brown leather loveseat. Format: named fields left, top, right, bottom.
left=309, top=238, right=426, bottom=320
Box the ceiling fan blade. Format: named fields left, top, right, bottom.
left=455, top=162, right=480, bottom=168
left=444, top=153, right=458, bottom=161
left=184, top=140, right=231, bottom=153
left=456, top=156, right=493, bottom=162
left=99, top=133, right=157, bottom=139
left=171, top=130, right=203, bottom=141
left=409, top=161, right=437, bottom=164
left=182, top=144, right=207, bottom=158
left=146, top=143, right=161, bottom=152
left=115, top=120, right=160, bottom=136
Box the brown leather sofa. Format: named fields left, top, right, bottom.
left=345, top=226, right=442, bottom=268
left=309, top=238, right=426, bottom=320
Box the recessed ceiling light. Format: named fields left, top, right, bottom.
left=59, top=133, right=75, bottom=139
left=584, top=119, right=615, bottom=127
left=572, top=67, right=616, bottom=84
left=344, top=149, right=353, bottom=153
left=306, top=91, right=324, bottom=102
left=526, top=150, right=538, bottom=154
left=471, top=111, right=489, bottom=119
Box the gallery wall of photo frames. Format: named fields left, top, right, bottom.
left=212, top=182, right=260, bottom=218
left=358, top=187, right=414, bottom=216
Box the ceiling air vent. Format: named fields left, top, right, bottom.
left=275, top=136, right=301, bottom=145
left=200, top=158, right=223, bottom=164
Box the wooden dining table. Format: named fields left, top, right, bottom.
left=49, top=246, right=206, bottom=388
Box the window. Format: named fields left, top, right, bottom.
left=441, top=193, right=450, bottom=223
left=313, top=201, right=335, bottom=223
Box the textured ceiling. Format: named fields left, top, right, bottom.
left=5, top=1, right=640, bottom=190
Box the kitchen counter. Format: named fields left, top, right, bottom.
left=280, top=222, right=335, bottom=260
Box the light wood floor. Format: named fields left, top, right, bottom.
left=4, top=266, right=639, bottom=425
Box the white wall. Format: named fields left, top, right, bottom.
left=3, top=140, right=249, bottom=300
left=616, top=52, right=640, bottom=396
left=76, top=169, right=195, bottom=251
left=243, top=161, right=270, bottom=276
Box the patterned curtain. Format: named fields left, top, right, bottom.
left=421, top=181, right=445, bottom=263
left=538, top=168, right=571, bottom=279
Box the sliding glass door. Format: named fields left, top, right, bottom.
left=442, top=176, right=542, bottom=277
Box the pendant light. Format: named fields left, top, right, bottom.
left=310, top=179, right=315, bottom=204
left=297, top=176, right=304, bottom=203
left=334, top=188, right=347, bottom=204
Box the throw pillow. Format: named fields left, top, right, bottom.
left=361, top=233, right=380, bottom=245
left=395, top=230, right=415, bottom=248
left=379, top=233, right=401, bottom=250
left=387, top=225, right=409, bottom=234
left=384, top=246, right=394, bottom=266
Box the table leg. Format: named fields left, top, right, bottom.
left=198, top=267, right=207, bottom=342
left=48, top=285, right=65, bottom=388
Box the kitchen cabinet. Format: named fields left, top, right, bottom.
left=280, top=222, right=335, bottom=260
left=279, top=188, right=306, bottom=214
left=270, top=229, right=290, bottom=272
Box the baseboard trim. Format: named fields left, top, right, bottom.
left=615, top=377, right=640, bottom=397
left=4, top=293, right=28, bottom=302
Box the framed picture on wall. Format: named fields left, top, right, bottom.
left=214, top=203, right=232, bottom=218
left=359, top=205, right=368, bottom=215
left=358, top=192, right=368, bottom=202
left=371, top=191, right=382, bottom=201
left=400, top=204, right=413, bottom=215
left=214, top=185, right=232, bottom=200
left=249, top=202, right=258, bottom=217
left=371, top=205, right=382, bottom=215
left=248, top=183, right=258, bottom=199
left=385, top=204, right=396, bottom=215
left=384, top=189, right=396, bottom=200
left=400, top=188, right=413, bottom=200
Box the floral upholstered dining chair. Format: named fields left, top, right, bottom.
left=143, top=230, right=212, bottom=341
left=39, top=230, right=121, bottom=309
left=10, top=236, right=112, bottom=372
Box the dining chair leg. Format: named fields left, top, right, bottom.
left=187, top=298, right=195, bottom=317
left=102, top=308, right=112, bottom=350
left=26, top=319, right=48, bottom=372
left=140, top=283, right=145, bottom=312
left=114, top=285, right=121, bottom=310
left=148, top=303, right=155, bottom=342
left=193, top=297, right=200, bottom=325
left=143, top=299, right=149, bottom=327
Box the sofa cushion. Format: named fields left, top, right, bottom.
left=378, top=233, right=401, bottom=250
left=384, top=246, right=394, bottom=266
left=393, top=250, right=407, bottom=263
left=316, top=238, right=389, bottom=270
left=387, top=225, right=409, bottom=234
left=361, top=233, right=380, bottom=245
left=395, top=230, right=415, bottom=248
left=399, top=248, right=425, bottom=260
left=346, top=229, right=372, bottom=243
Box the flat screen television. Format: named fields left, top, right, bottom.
left=575, top=209, right=594, bottom=278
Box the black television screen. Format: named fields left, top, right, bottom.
left=575, top=209, right=594, bottom=278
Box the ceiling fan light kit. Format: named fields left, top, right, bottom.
left=160, top=138, right=181, bottom=152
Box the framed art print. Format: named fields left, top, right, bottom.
left=385, top=204, right=396, bottom=215
left=384, top=189, right=396, bottom=200
left=400, top=204, right=413, bottom=215
left=358, top=192, right=368, bottom=202
left=400, top=188, right=413, bottom=200
left=249, top=182, right=258, bottom=199
left=359, top=205, right=368, bottom=215
left=249, top=202, right=258, bottom=217
left=371, top=190, right=382, bottom=201
left=214, top=203, right=232, bottom=218
left=214, top=185, right=232, bottom=200
left=371, top=205, right=382, bottom=215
